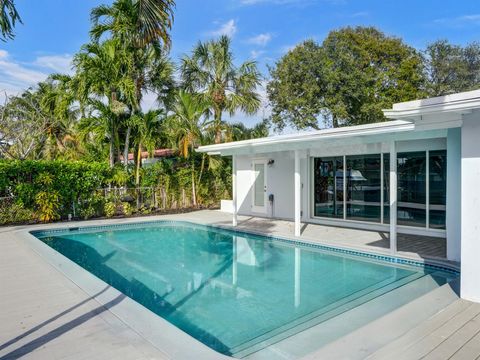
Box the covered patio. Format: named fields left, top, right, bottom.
left=188, top=210, right=448, bottom=262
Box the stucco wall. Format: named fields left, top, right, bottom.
left=461, top=114, right=480, bottom=302
left=236, top=152, right=306, bottom=220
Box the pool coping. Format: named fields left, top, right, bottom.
left=17, top=216, right=460, bottom=360
left=31, top=219, right=460, bottom=275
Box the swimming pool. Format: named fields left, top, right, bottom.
left=33, top=221, right=458, bottom=357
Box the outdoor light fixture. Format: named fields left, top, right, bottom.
left=267, top=159, right=275, bottom=166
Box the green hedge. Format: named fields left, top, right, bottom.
left=0, top=160, right=112, bottom=221
left=0, top=157, right=232, bottom=224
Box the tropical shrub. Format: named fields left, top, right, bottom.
left=0, top=202, right=35, bottom=225
left=121, top=202, right=133, bottom=216
left=104, top=201, right=116, bottom=217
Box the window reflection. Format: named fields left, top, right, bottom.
left=312, top=149, right=447, bottom=230
left=397, top=152, right=427, bottom=227
left=346, top=154, right=382, bottom=222
left=313, top=157, right=343, bottom=218
left=429, top=150, right=447, bottom=229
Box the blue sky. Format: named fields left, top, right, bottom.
left=1, top=0, right=480, bottom=127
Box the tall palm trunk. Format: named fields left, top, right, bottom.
left=123, top=126, right=131, bottom=168
left=135, top=141, right=142, bottom=186
left=191, top=144, right=197, bottom=206
left=214, top=108, right=222, bottom=144
left=109, top=139, right=115, bottom=167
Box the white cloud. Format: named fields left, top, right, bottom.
left=240, top=0, right=342, bottom=6
left=250, top=50, right=265, bottom=59
left=433, top=14, right=480, bottom=27
left=240, top=0, right=299, bottom=4
left=247, top=33, right=272, bottom=46
left=34, top=54, right=74, bottom=74
left=209, top=19, right=237, bottom=38
left=0, top=51, right=72, bottom=102
left=280, top=44, right=296, bottom=53
left=350, top=11, right=369, bottom=18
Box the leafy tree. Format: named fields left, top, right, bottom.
left=267, top=40, right=324, bottom=131
left=425, top=40, right=480, bottom=96
left=268, top=27, right=425, bottom=130
left=181, top=35, right=262, bottom=143
left=0, top=0, right=22, bottom=41
left=0, top=77, right=79, bottom=160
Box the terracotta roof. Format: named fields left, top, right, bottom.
left=120, top=148, right=175, bottom=161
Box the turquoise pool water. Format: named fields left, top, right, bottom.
left=34, top=222, right=457, bottom=356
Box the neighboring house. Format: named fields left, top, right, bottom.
left=120, top=148, right=175, bottom=166
left=198, top=89, right=480, bottom=303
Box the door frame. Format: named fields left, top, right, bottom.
left=251, top=159, right=268, bottom=214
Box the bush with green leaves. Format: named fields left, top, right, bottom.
left=0, top=160, right=112, bottom=222
left=121, top=202, right=133, bottom=216
left=104, top=201, right=116, bottom=217
left=0, top=202, right=36, bottom=225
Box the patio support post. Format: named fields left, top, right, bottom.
left=232, top=155, right=238, bottom=226
left=389, top=141, right=397, bottom=254
left=232, top=236, right=238, bottom=286
left=294, top=150, right=301, bottom=237
left=294, top=247, right=301, bottom=307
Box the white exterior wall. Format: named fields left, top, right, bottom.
left=236, top=152, right=308, bottom=220
left=235, top=137, right=447, bottom=238
left=446, top=128, right=461, bottom=262
left=461, top=114, right=480, bottom=302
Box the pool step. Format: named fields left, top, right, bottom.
left=232, top=271, right=442, bottom=358
left=241, top=275, right=458, bottom=359
left=231, top=272, right=424, bottom=357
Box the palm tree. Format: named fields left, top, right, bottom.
left=73, top=39, right=137, bottom=110
left=0, top=0, right=22, bottom=41
left=181, top=35, right=262, bottom=143
left=90, top=0, right=175, bottom=48
left=132, top=109, right=165, bottom=186
left=78, top=99, right=121, bottom=167
left=73, top=39, right=137, bottom=166
left=166, top=91, right=210, bottom=205
left=36, top=77, right=80, bottom=159
left=89, top=0, right=175, bottom=166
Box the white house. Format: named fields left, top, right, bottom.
left=198, top=89, right=480, bottom=304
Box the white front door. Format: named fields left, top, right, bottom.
left=252, top=160, right=267, bottom=213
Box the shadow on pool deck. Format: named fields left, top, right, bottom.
left=0, top=292, right=126, bottom=360
left=0, top=285, right=111, bottom=353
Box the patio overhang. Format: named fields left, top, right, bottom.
left=197, top=89, right=480, bottom=290
left=197, top=120, right=416, bottom=156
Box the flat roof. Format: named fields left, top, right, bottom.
left=197, top=120, right=414, bottom=155
left=198, top=89, right=480, bottom=156
left=384, top=89, right=480, bottom=119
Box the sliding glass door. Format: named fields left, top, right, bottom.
left=346, top=154, right=382, bottom=222
left=311, top=149, right=447, bottom=230
left=397, top=152, right=427, bottom=227
left=313, top=157, right=343, bottom=218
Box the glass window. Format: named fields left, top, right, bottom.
left=346, top=154, right=381, bottom=222
left=397, top=152, right=427, bottom=227
left=313, top=157, right=343, bottom=218
left=253, top=163, right=265, bottom=207
left=429, top=150, right=447, bottom=229
left=383, top=153, right=390, bottom=224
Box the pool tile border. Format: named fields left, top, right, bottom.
left=31, top=219, right=460, bottom=276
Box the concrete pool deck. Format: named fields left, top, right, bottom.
left=0, top=210, right=471, bottom=359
